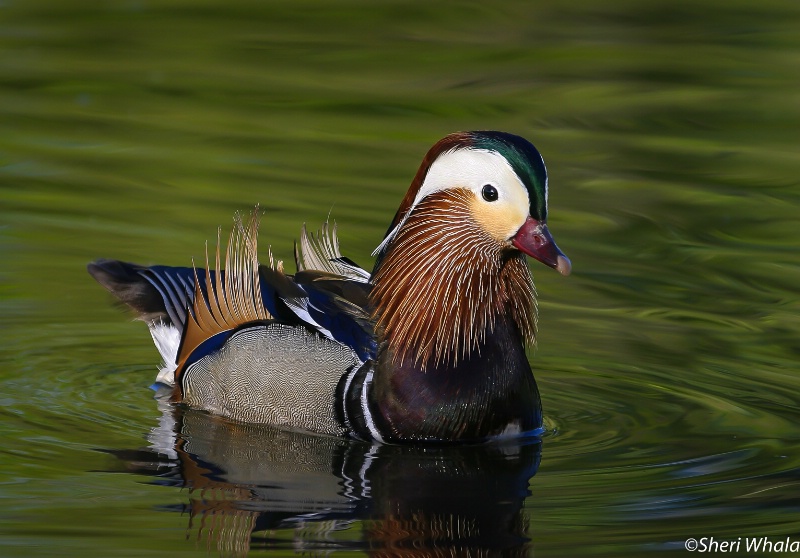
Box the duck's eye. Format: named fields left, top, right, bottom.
left=481, top=184, right=499, bottom=202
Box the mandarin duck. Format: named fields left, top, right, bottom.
left=89, top=131, right=570, bottom=443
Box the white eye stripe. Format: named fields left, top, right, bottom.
left=414, top=148, right=525, bottom=206
left=373, top=148, right=529, bottom=255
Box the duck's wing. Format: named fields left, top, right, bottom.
left=285, top=271, right=376, bottom=362
left=295, top=222, right=371, bottom=283
left=288, top=221, right=375, bottom=360
left=88, top=212, right=376, bottom=371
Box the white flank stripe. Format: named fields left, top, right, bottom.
left=340, top=365, right=360, bottom=429
left=360, top=369, right=384, bottom=443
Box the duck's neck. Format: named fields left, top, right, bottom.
left=366, top=190, right=541, bottom=442
left=370, top=190, right=537, bottom=368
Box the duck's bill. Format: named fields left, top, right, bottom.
left=511, top=217, right=572, bottom=276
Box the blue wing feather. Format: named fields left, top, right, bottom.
left=297, top=284, right=376, bottom=362
left=132, top=264, right=376, bottom=361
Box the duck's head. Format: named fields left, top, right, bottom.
left=373, top=131, right=570, bottom=277
left=371, top=131, right=570, bottom=369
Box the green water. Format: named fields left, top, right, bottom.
left=2, top=1, right=799, bottom=556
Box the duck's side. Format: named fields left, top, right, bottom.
left=89, top=218, right=374, bottom=436
left=88, top=130, right=570, bottom=444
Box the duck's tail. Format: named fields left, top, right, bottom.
left=88, top=209, right=274, bottom=388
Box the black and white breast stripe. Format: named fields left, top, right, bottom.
left=335, top=362, right=386, bottom=443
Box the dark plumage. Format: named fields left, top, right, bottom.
left=89, top=131, right=570, bottom=443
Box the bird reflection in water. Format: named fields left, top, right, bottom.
left=110, top=396, right=542, bottom=556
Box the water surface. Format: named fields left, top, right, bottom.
left=2, top=1, right=799, bottom=556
